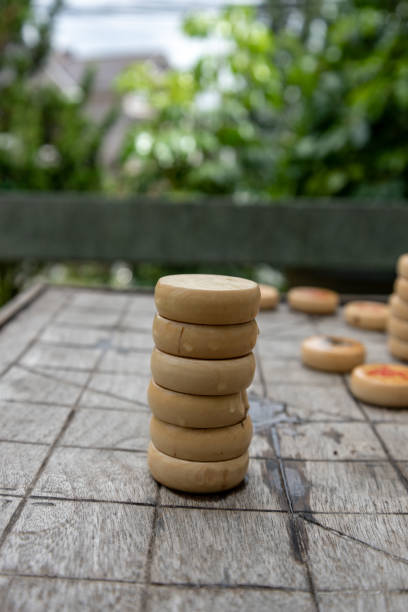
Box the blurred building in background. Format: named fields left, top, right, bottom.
left=37, top=51, right=168, bottom=165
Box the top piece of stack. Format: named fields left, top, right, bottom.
left=148, top=274, right=261, bottom=493
left=388, top=254, right=408, bottom=361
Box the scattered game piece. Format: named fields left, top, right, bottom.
left=301, top=335, right=365, bottom=373
left=148, top=380, right=249, bottom=428
left=343, top=300, right=388, bottom=331
left=150, top=415, right=253, bottom=462
left=148, top=442, right=249, bottom=493
left=397, top=253, right=408, bottom=279
left=152, top=314, right=258, bottom=359
left=287, top=286, right=339, bottom=315
left=154, top=274, right=260, bottom=325
left=259, top=284, right=279, bottom=310
left=150, top=348, right=255, bottom=396
left=350, top=363, right=408, bottom=407
left=389, top=293, right=408, bottom=321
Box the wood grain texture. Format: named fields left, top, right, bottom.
left=40, top=324, right=113, bottom=348
left=21, top=343, right=102, bottom=370
left=0, top=285, right=407, bottom=610
left=304, top=514, right=408, bottom=590
left=0, top=366, right=82, bottom=405
left=285, top=460, right=408, bottom=513
left=277, top=423, right=386, bottom=460
left=159, top=458, right=288, bottom=511
left=55, top=307, right=122, bottom=328
left=0, top=442, right=49, bottom=496
left=33, top=447, right=156, bottom=503
left=267, top=382, right=362, bottom=422
left=0, top=577, right=143, bottom=612
left=151, top=508, right=309, bottom=588
left=70, top=291, right=130, bottom=311
left=375, top=423, right=408, bottom=460
left=98, top=350, right=151, bottom=376
left=0, top=499, right=154, bottom=580
left=0, top=288, right=69, bottom=374
left=261, top=359, right=343, bottom=386
left=318, top=592, right=408, bottom=612
left=0, top=497, right=20, bottom=531
left=79, top=389, right=144, bottom=412
left=86, top=373, right=149, bottom=405
left=0, top=401, right=70, bottom=444
left=60, top=408, right=150, bottom=450
left=111, top=330, right=153, bottom=352
left=146, top=586, right=315, bottom=612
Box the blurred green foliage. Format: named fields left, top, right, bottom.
left=0, top=0, right=116, bottom=192
left=118, top=1, right=408, bottom=199
left=0, top=0, right=117, bottom=303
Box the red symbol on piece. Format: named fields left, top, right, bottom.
left=367, top=366, right=408, bottom=380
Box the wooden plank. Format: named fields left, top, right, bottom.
left=0, top=287, right=70, bottom=375
left=0, top=401, right=70, bottom=445
left=0, top=193, right=407, bottom=269
left=0, top=441, right=49, bottom=496
left=98, top=350, right=151, bottom=376
left=262, top=381, right=362, bottom=422
left=0, top=284, right=408, bottom=609
left=285, top=460, right=408, bottom=513
left=1, top=577, right=143, bottom=612
left=32, top=447, right=156, bottom=504
left=40, top=324, right=114, bottom=348
left=277, top=422, right=386, bottom=461
left=159, top=458, right=288, bottom=511
left=21, top=343, right=102, bottom=370
left=375, top=424, right=408, bottom=460
left=150, top=508, right=309, bottom=588
left=146, top=586, right=315, bottom=612
left=0, top=366, right=82, bottom=405
left=0, top=499, right=154, bottom=581
left=0, top=498, right=20, bottom=532
left=318, top=591, right=408, bottom=612
left=59, top=408, right=150, bottom=451
left=55, top=307, right=123, bottom=328
left=304, top=514, right=408, bottom=590
left=85, top=372, right=149, bottom=405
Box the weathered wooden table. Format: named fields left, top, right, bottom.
left=0, top=285, right=407, bottom=611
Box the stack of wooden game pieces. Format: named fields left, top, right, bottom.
left=147, top=274, right=260, bottom=493
left=388, top=254, right=408, bottom=361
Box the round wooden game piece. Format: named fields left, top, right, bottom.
left=148, top=442, right=249, bottom=493
left=147, top=380, right=249, bottom=428
left=388, top=316, right=408, bottom=342
left=152, top=314, right=258, bottom=359
left=259, top=284, right=279, bottom=310
left=343, top=300, right=388, bottom=331
left=388, top=335, right=408, bottom=362
left=397, top=254, right=408, bottom=280
left=395, top=277, right=408, bottom=302
left=350, top=363, right=408, bottom=406
left=151, top=348, right=255, bottom=395
left=155, top=274, right=260, bottom=325
left=150, top=415, right=252, bottom=462
left=301, top=335, right=365, bottom=373
left=389, top=294, right=408, bottom=321
left=287, top=286, right=339, bottom=315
